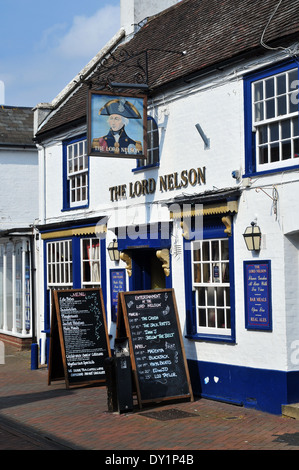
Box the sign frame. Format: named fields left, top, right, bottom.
left=110, top=268, right=126, bottom=323
left=244, top=260, right=272, bottom=331
left=48, top=288, right=111, bottom=389
left=116, top=288, right=194, bottom=408
left=87, top=90, right=148, bottom=160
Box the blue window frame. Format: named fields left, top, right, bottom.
left=62, top=135, right=89, bottom=211
left=184, top=216, right=235, bottom=343
left=244, top=60, right=299, bottom=177
left=43, top=234, right=107, bottom=333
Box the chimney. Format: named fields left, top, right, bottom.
left=121, top=0, right=181, bottom=37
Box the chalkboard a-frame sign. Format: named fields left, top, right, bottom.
left=48, top=288, right=111, bottom=389
left=116, top=289, right=194, bottom=408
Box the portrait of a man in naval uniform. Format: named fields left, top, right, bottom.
left=91, top=98, right=143, bottom=156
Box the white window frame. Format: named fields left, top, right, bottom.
left=67, top=139, right=88, bottom=207
left=252, top=67, right=299, bottom=172
left=192, top=238, right=231, bottom=336
left=47, top=240, right=72, bottom=288
left=81, top=238, right=101, bottom=287
left=147, top=117, right=159, bottom=165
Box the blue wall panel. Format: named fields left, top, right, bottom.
left=188, top=359, right=299, bottom=415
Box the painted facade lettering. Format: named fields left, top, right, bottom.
left=109, top=167, right=206, bottom=202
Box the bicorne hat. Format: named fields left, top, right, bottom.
left=99, top=98, right=141, bottom=119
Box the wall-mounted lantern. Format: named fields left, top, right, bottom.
left=243, top=222, right=261, bottom=251
left=107, top=239, right=120, bottom=261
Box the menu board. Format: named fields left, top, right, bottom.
left=48, top=288, right=111, bottom=388
left=244, top=261, right=272, bottom=330
left=117, top=289, right=193, bottom=407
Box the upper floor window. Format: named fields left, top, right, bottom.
left=63, top=137, right=89, bottom=210
left=244, top=62, right=299, bottom=175
left=147, top=116, right=159, bottom=165
left=135, top=117, right=159, bottom=170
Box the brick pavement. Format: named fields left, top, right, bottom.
left=1, top=343, right=299, bottom=451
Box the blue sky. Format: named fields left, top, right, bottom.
left=0, top=0, right=120, bottom=107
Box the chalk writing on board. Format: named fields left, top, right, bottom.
left=55, top=289, right=110, bottom=384
left=121, top=290, right=191, bottom=402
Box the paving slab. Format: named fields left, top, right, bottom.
left=1, top=344, right=299, bottom=451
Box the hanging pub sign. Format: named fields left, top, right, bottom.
left=87, top=91, right=147, bottom=159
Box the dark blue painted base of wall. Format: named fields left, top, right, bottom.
left=188, top=359, right=299, bottom=415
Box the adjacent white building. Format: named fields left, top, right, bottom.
left=33, top=0, right=299, bottom=414
left=0, top=106, right=38, bottom=347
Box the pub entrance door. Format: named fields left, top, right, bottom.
left=131, top=249, right=166, bottom=291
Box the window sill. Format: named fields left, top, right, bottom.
left=62, top=203, right=89, bottom=212
left=132, top=162, right=160, bottom=173
left=185, top=333, right=235, bottom=343
left=243, top=163, right=299, bottom=179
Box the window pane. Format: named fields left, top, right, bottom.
left=254, top=81, right=263, bottom=101
left=294, top=138, right=299, bottom=158
left=281, top=120, right=290, bottom=139
left=254, top=103, right=264, bottom=122
left=270, top=122, right=279, bottom=141
left=193, top=264, right=201, bottom=283
left=266, top=99, right=275, bottom=119
left=202, top=241, right=209, bottom=261
left=211, top=241, right=219, bottom=260
left=221, top=239, right=229, bottom=260
left=288, top=69, right=298, bottom=91
left=289, top=93, right=298, bottom=114
left=226, top=310, right=231, bottom=328
left=208, top=309, right=215, bottom=327
left=277, top=95, right=286, bottom=116
left=293, top=117, right=299, bottom=136
left=282, top=141, right=291, bottom=160
left=265, top=77, right=274, bottom=98
left=193, top=242, right=201, bottom=261
left=258, top=125, right=267, bottom=144
left=198, top=288, right=205, bottom=306
left=259, top=145, right=268, bottom=164
left=217, top=309, right=225, bottom=328
left=207, top=287, right=214, bottom=306
left=270, top=143, right=279, bottom=162
left=199, top=308, right=206, bottom=327
left=222, top=263, right=229, bottom=282
left=225, top=287, right=230, bottom=306
left=217, top=288, right=224, bottom=306
left=277, top=74, right=286, bottom=95
left=203, top=264, right=210, bottom=283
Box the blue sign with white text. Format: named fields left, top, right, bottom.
left=244, top=260, right=272, bottom=330
left=110, top=269, right=126, bottom=322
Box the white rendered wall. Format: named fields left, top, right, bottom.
left=37, top=56, right=299, bottom=373
left=0, top=149, right=38, bottom=229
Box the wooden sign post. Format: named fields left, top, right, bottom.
left=48, top=288, right=111, bottom=389
left=116, top=288, right=193, bottom=408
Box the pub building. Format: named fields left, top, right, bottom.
left=33, top=0, right=299, bottom=414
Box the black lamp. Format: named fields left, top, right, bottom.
left=243, top=222, right=262, bottom=251
left=107, top=239, right=120, bottom=261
